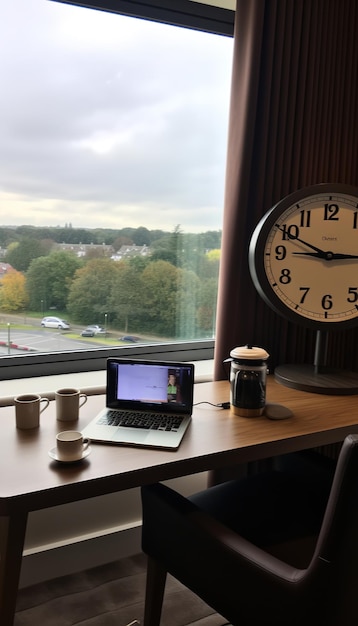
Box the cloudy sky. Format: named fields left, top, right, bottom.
left=0, top=0, right=233, bottom=233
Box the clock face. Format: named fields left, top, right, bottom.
left=249, top=184, right=358, bottom=330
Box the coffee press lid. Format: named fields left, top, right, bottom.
left=230, top=345, right=269, bottom=361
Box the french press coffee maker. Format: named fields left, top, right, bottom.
left=229, top=345, right=269, bottom=417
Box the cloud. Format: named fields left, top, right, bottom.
left=0, top=0, right=233, bottom=232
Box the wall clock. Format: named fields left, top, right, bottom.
left=249, top=183, right=358, bottom=394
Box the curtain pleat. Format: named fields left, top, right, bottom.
left=214, top=0, right=358, bottom=378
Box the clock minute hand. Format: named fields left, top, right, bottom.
left=327, top=253, right=358, bottom=260
left=276, top=225, right=327, bottom=257
left=293, top=252, right=358, bottom=260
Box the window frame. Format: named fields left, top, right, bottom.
left=0, top=340, right=215, bottom=379
left=2, top=0, right=233, bottom=377
left=50, top=0, right=235, bottom=37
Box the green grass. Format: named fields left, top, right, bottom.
left=67, top=332, right=122, bottom=345
left=0, top=322, right=35, bottom=331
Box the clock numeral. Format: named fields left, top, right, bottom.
left=279, top=224, right=299, bottom=240
left=279, top=268, right=291, bottom=284
left=353, top=212, right=358, bottom=229
left=321, top=294, right=333, bottom=310
left=299, top=287, right=310, bottom=303
left=347, top=287, right=358, bottom=303
left=324, top=203, right=339, bottom=221
left=274, top=245, right=286, bottom=260
left=299, top=210, right=311, bottom=227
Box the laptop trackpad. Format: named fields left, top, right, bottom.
left=113, top=428, right=151, bottom=445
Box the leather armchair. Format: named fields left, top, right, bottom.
left=141, top=435, right=358, bottom=625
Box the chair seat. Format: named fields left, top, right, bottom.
left=189, top=450, right=335, bottom=565
left=141, top=439, right=358, bottom=625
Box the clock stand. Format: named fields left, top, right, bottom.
left=275, top=330, right=358, bottom=395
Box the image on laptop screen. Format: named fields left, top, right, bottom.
left=107, top=359, right=194, bottom=415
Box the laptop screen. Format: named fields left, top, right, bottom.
left=106, top=358, right=194, bottom=415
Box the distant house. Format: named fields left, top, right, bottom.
left=112, top=244, right=151, bottom=261
left=0, top=263, right=14, bottom=279
left=54, top=243, right=114, bottom=257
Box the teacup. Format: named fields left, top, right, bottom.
left=14, top=394, right=50, bottom=429
left=56, top=430, right=90, bottom=461
left=55, top=388, right=88, bottom=421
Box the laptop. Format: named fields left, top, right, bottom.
left=82, top=358, right=194, bottom=449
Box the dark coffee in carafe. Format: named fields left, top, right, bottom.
left=229, top=345, right=269, bottom=417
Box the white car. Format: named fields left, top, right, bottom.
left=85, top=325, right=106, bottom=335
left=41, top=316, right=70, bottom=330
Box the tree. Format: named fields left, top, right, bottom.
left=111, top=235, right=133, bottom=252
left=197, top=249, right=220, bottom=281
left=150, top=226, right=183, bottom=267
left=5, top=237, right=50, bottom=272
left=128, top=255, right=151, bottom=273
left=141, top=260, right=178, bottom=336
left=50, top=252, right=84, bottom=309
left=26, top=252, right=82, bottom=311
left=199, top=230, right=222, bottom=250
left=0, top=270, right=29, bottom=311
left=176, top=268, right=201, bottom=339
left=0, top=228, right=18, bottom=248
left=197, top=277, right=217, bottom=335
left=132, top=226, right=151, bottom=246
left=85, top=246, right=109, bottom=260
left=67, top=258, right=118, bottom=323
left=206, top=249, right=221, bottom=262
left=108, top=262, right=143, bottom=332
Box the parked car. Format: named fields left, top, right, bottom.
left=119, top=335, right=139, bottom=343
left=85, top=325, right=106, bottom=335
left=41, top=316, right=70, bottom=330
left=80, top=327, right=96, bottom=337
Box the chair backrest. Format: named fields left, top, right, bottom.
left=141, top=434, right=358, bottom=625
left=309, top=434, right=358, bottom=624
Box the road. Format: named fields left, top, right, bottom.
left=0, top=329, right=100, bottom=355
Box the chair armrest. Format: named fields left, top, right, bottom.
left=142, top=483, right=307, bottom=589
left=187, top=507, right=305, bottom=583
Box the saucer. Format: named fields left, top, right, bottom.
left=48, top=446, right=91, bottom=463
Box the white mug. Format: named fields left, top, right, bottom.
left=56, top=430, right=90, bottom=461
left=14, top=394, right=50, bottom=429
left=55, top=388, right=88, bottom=421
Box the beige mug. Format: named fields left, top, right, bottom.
left=14, top=394, right=50, bottom=429
left=55, top=388, right=88, bottom=421
left=56, top=430, right=90, bottom=461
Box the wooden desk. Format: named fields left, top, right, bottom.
left=1, top=378, right=358, bottom=625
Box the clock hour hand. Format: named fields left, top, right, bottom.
left=292, top=252, right=358, bottom=260
left=276, top=225, right=327, bottom=257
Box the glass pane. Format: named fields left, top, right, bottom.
left=0, top=0, right=233, bottom=356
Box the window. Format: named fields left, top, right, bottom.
left=0, top=0, right=233, bottom=378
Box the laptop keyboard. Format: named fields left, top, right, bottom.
left=98, top=410, right=184, bottom=432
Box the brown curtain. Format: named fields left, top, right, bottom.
left=214, top=0, right=358, bottom=379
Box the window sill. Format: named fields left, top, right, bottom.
left=0, top=360, right=214, bottom=406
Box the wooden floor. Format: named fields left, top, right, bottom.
left=15, top=553, right=228, bottom=626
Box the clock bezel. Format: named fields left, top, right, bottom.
left=248, top=183, right=358, bottom=331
